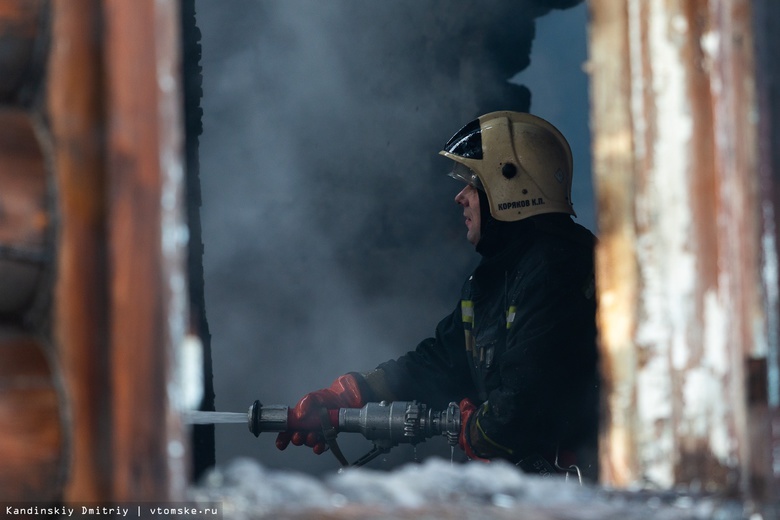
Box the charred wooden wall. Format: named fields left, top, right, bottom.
left=589, top=0, right=780, bottom=504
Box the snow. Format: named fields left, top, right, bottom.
left=189, top=457, right=752, bottom=520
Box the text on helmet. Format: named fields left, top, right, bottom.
left=497, top=198, right=545, bottom=211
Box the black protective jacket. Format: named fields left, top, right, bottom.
left=372, top=213, right=599, bottom=466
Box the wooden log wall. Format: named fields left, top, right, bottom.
left=48, top=0, right=111, bottom=501
left=588, top=0, right=780, bottom=502
left=0, top=0, right=64, bottom=502
left=0, top=0, right=192, bottom=503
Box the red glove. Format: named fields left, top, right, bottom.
left=275, top=374, right=365, bottom=454
left=458, top=398, right=489, bottom=462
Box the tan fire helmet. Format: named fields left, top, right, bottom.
left=440, top=111, right=576, bottom=221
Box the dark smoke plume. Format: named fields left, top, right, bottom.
left=196, top=0, right=589, bottom=475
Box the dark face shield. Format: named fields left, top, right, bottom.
left=448, top=162, right=483, bottom=191
left=442, top=118, right=483, bottom=159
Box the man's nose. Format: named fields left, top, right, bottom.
left=455, top=185, right=470, bottom=206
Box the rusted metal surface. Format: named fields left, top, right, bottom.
left=0, top=331, right=63, bottom=501
left=103, top=0, right=189, bottom=501
left=588, top=0, right=772, bottom=499
left=47, top=0, right=111, bottom=501
left=0, top=108, right=47, bottom=314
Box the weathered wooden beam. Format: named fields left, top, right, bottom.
left=704, top=0, right=767, bottom=499
left=47, top=0, right=112, bottom=501
left=103, top=0, right=189, bottom=501
left=752, top=0, right=780, bottom=502
left=1, top=0, right=192, bottom=503
left=0, top=0, right=63, bottom=503
left=588, top=0, right=772, bottom=499
left=0, top=0, right=47, bottom=106
left=586, top=1, right=639, bottom=488
left=0, top=108, right=48, bottom=313
left=0, top=333, right=63, bottom=501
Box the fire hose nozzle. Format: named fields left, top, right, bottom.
left=248, top=400, right=340, bottom=437
left=248, top=399, right=460, bottom=445
left=248, top=400, right=289, bottom=437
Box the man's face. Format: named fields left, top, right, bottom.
left=455, top=184, right=481, bottom=245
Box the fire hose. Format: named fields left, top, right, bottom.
left=247, top=400, right=461, bottom=467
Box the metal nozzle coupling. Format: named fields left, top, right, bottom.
left=247, top=400, right=460, bottom=446
left=248, top=400, right=289, bottom=437
left=337, top=401, right=461, bottom=446
left=439, top=401, right=461, bottom=446
left=247, top=400, right=460, bottom=468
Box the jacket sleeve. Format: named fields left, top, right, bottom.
left=373, top=301, right=477, bottom=410
left=473, top=245, right=598, bottom=459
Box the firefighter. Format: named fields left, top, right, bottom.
left=276, top=111, right=599, bottom=479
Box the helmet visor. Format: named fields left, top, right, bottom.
left=448, top=162, right=483, bottom=190
left=442, top=118, right=483, bottom=159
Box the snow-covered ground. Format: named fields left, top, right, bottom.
left=190, top=457, right=754, bottom=520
